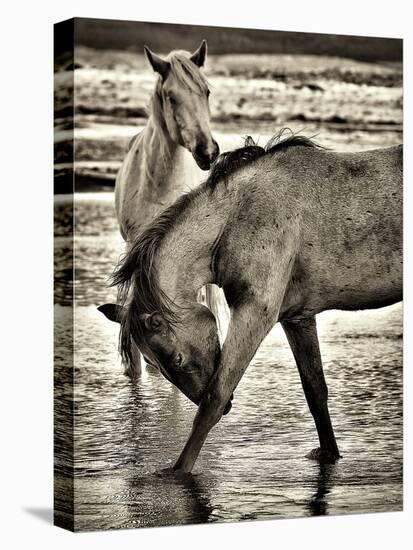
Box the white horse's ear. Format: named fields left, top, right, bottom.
left=144, top=46, right=170, bottom=79
left=190, top=40, right=207, bottom=67
left=98, top=304, right=125, bottom=324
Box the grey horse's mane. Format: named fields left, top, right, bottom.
left=112, top=129, right=325, bottom=366
left=205, top=129, right=325, bottom=190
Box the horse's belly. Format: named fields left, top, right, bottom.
left=312, top=252, right=402, bottom=314
left=332, top=291, right=402, bottom=311
left=282, top=244, right=402, bottom=319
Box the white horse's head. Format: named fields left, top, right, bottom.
left=145, top=41, right=219, bottom=170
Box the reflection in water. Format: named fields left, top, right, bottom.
left=307, top=464, right=335, bottom=516
left=54, top=195, right=403, bottom=531
left=124, top=472, right=214, bottom=528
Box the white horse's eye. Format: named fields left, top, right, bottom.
left=167, top=93, right=176, bottom=105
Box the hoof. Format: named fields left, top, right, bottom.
left=156, top=465, right=192, bottom=478
left=223, top=400, right=232, bottom=415
left=155, top=466, right=175, bottom=476
left=306, top=447, right=341, bottom=463
left=124, top=366, right=141, bottom=379
left=223, top=393, right=234, bottom=416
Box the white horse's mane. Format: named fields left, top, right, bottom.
left=165, top=51, right=209, bottom=94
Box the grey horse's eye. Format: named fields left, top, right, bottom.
left=173, top=352, right=183, bottom=367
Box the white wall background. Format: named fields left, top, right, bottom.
left=0, top=1, right=411, bottom=548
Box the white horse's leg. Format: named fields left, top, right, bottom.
left=282, top=317, right=340, bottom=462
left=204, top=284, right=230, bottom=345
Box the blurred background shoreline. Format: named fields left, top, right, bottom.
left=56, top=18, right=403, bottom=60
left=54, top=20, right=402, bottom=194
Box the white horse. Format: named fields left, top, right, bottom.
left=115, top=41, right=219, bottom=242
left=113, top=41, right=226, bottom=376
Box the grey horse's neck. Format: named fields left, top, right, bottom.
left=156, top=188, right=232, bottom=308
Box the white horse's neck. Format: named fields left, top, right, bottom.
left=116, top=109, right=202, bottom=241
left=143, top=114, right=199, bottom=191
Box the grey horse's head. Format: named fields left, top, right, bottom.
left=98, top=302, right=231, bottom=413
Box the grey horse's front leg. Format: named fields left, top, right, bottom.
left=282, top=317, right=340, bottom=462
left=173, top=225, right=297, bottom=473
left=173, top=298, right=279, bottom=473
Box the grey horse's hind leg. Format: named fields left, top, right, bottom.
left=123, top=341, right=142, bottom=379
left=282, top=317, right=340, bottom=463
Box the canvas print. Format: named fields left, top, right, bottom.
left=54, top=17, right=403, bottom=531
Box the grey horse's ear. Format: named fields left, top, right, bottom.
left=190, top=40, right=207, bottom=67
left=144, top=46, right=170, bottom=79
left=142, top=312, right=167, bottom=333
left=98, top=304, right=125, bottom=324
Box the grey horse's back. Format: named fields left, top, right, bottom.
left=221, top=142, right=402, bottom=318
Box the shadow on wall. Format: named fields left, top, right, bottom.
left=23, top=507, right=53, bottom=524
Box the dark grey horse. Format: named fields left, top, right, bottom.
left=100, top=134, right=402, bottom=473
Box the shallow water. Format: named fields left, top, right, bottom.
left=54, top=194, right=402, bottom=531
left=54, top=50, right=402, bottom=193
